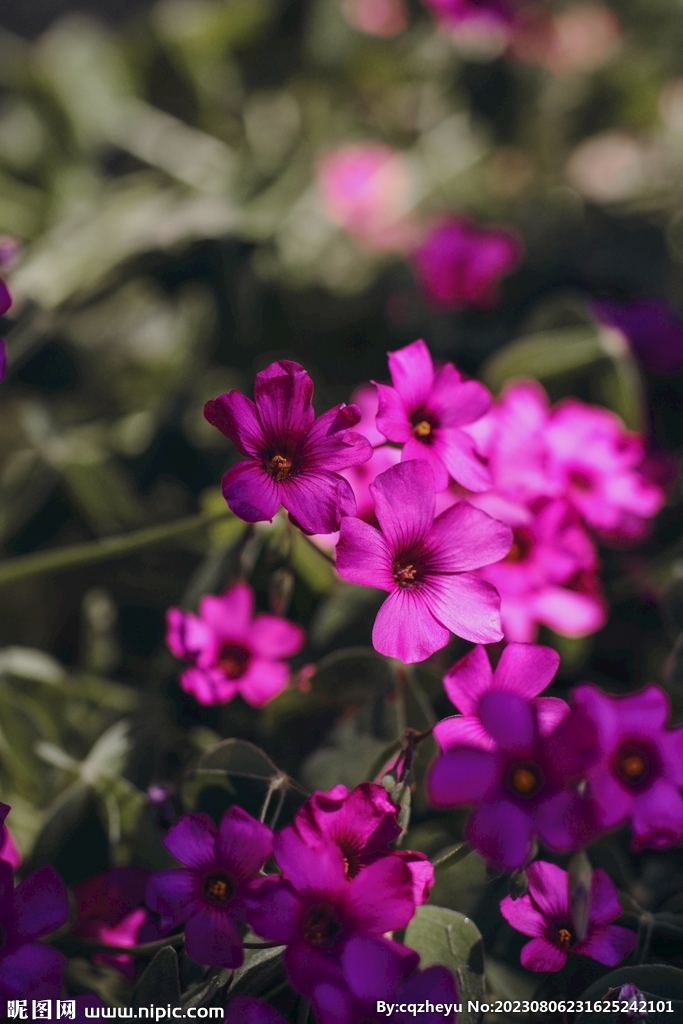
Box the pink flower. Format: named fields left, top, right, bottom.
left=166, top=581, right=305, bottom=706
left=423, top=0, right=514, bottom=29
left=342, top=0, right=408, bottom=37
left=573, top=684, right=683, bottom=850
left=412, top=217, right=521, bottom=309
left=434, top=643, right=569, bottom=753
left=293, top=783, right=433, bottom=904
left=336, top=460, right=512, bottom=662
left=205, top=360, right=372, bottom=535
left=245, top=829, right=416, bottom=999
left=375, top=339, right=493, bottom=492
left=146, top=806, right=273, bottom=968
left=72, top=868, right=161, bottom=980
left=477, top=500, right=607, bottom=642
left=500, top=860, right=635, bottom=971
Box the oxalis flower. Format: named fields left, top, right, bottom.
left=336, top=460, right=512, bottom=662
left=573, top=683, right=683, bottom=850
left=146, top=806, right=272, bottom=968
left=244, top=828, right=416, bottom=999
left=427, top=694, right=599, bottom=870
left=434, top=643, right=569, bottom=753
left=374, top=339, right=492, bottom=492
left=500, top=860, right=636, bottom=971
left=293, top=783, right=433, bottom=904
left=166, top=582, right=304, bottom=707
left=205, top=360, right=372, bottom=535
left=0, top=860, right=68, bottom=1009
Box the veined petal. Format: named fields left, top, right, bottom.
left=421, top=573, right=503, bottom=644
left=433, top=714, right=494, bottom=752
left=434, top=429, right=492, bottom=492
left=524, top=861, right=568, bottom=921
left=222, top=461, right=281, bottom=523
left=401, top=439, right=449, bottom=492
left=387, top=339, right=434, bottom=411
left=282, top=471, right=356, bottom=535
left=336, top=518, right=394, bottom=590
left=343, top=855, right=415, bottom=934
left=425, top=501, right=512, bottom=573
left=520, top=937, right=567, bottom=972
left=370, top=461, right=435, bottom=551
left=217, top=806, right=272, bottom=880
left=431, top=369, right=491, bottom=428
left=12, top=867, right=68, bottom=942
left=372, top=587, right=450, bottom=663
left=253, top=361, right=314, bottom=440
left=204, top=392, right=264, bottom=456
left=374, top=383, right=412, bottom=443
left=184, top=905, right=243, bottom=968
left=145, top=869, right=198, bottom=929
left=301, top=405, right=372, bottom=472
left=244, top=877, right=300, bottom=943
left=274, top=828, right=346, bottom=897
left=573, top=925, right=636, bottom=966
left=163, top=813, right=216, bottom=869
left=587, top=868, right=622, bottom=928
left=499, top=894, right=547, bottom=938
left=493, top=643, right=560, bottom=699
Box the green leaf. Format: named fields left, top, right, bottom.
left=21, top=781, right=94, bottom=873
left=132, top=947, right=182, bottom=1008
left=404, top=905, right=485, bottom=1024
left=229, top=943, right=286, bottom=997
left=290, top=531, right=337, bottom=595
left=578, top=965, right=683, bottom=1022
left=182, top=967, right=233, bottom=1010
left=310, top=647, right=393, bottom=705
left=309, top=582, right=385, bottom=649
left=481, top=327, right=603, bottom=394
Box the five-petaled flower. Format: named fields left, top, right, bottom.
left=500, top=860, right=636, bottom=971
left=336, top=459, right=512, bottom=662
left=166, top=581, right=305, bottom=707
left=573, top=683, right=683, bottom=850
left=146, top=806, right=273, bottom=968
left=205, top=360, right=372, bottom=535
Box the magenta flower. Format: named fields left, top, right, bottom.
left=166, top=581, right=305, bottom=707
left=226, top=996, right=288, bottom=1024
left=500, top=860, right=636, bottom=972
left=146, top=805, right=273, bottom=968
left=477, top=499, right=606, bottom=642
left=245, top=828, right=415, bottom=998
left=427, top=695, right=599, bottom=869
left=423, top=0, right=515, bottom=29
left=573, top=683, right=683, bottom=850
left=293, top=783, right=433, bottom=904
left=375, top=339, right=492, bottom=492
left=204, top=361, right=372, bottom=535
left=336, top=460, right=512, bottom=662
left=0, top=278, right=11, bottom=382
left=412, top=217, right=521, bottom=309
left=73, top=867, right=161, bottom=980
left=434, top=643, right=568, bottom=753
left=0, top=802, right=20, bottom=870
left=0, top=861, right=68, bottom=1010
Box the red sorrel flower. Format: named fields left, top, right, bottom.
left=0, top=860, right=68, bottom=1010
left=375, top=339, right=492, bottom=492
left=0, top=803, right=20, bottom=870
left=476, top=499, right=607, bottom=642
left=166, top=581, right=305, bottom=707
left=72, top=867, right=161, bottom=980
left=427, top=694, right=599, bottom=869
left=412, top=217, right=521, bottom=309
left=434, top=642, right=568, bottom=753
left=500, top=860, right=636, bottom=971
left=573, top=683, right=683, bottom=850
left=293, top=783, right=433, bottom=904
left=205, top=361, right=372, bottom=535
left=146, top=805, right=273, bottom=968
left=244, top=828, right=415, bottom=998
left=336, top=460, right=512, bottom=662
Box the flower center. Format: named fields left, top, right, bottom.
left=302, top=903, right=343, bottom=948
left=217, top=641, right=251, bottom=679
left=267, top=454, right=292, bottom=481
left=506, top=761, right=544, bottom=798
left=504, top=527, right=533, bottom=563
left=409, top=408, right=438, bottom=443
left=556, top=926, right=573, bottom=950
left=392, top=560, right=419, bottom=588
left=568, top=469, right=593, bottom=492
left=203, top=870, right=237, bottom=906
left=614, top=744, right=650, bottom=786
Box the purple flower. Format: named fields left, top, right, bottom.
left=427, top=696, right=599, bottom=870
left=573, top=683, right=683, bottom=850
left=423, top=0, right=515, bottom=29
left=294, top=934, right=457, bottom=1024
left=244, top=828, right=415, bottom=998
left=166, top=582, right=305, bottom=707
left=0, top=802, right=20, bottom=870
left=412, top=217, right=521, bottom=310
left=336, top=460, right=511, bottom=662
left=0, top=278, right=11, bottom=384
left=293, top=783, right=434, bottom=904
left=593, top=298, right=683, bottom=373
left=226, top=996, right=288, bottom=1024
left=374, top=339, right=492, bottom=492
left=146, top=805, right=273, bottom=968
left=500, top=860, right=636, bottom=971
left=0, top=861, right=68, bottom=1009
left=434, top=643, right=569, bottom=753
left=205, top=361, right=372, bottom=534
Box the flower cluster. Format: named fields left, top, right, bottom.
left=427, top=644, right=683, bottom=868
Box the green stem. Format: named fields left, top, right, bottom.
left=0, top=509, right=233, bottom=587
left=431, top=842, right=472, bottom=873
left=69, top=934, right=282, bottom=956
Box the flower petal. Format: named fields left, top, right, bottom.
left=204, top=392, right=264, bottom=456
left=343, top=855, right=415, bottom=934
left=180, top=666, right=239, bottom=705
left=427, top=748, right=498, bottom=808
left=433, top=714, right=494, bottom=752
left=535, top=697, right=570, bottom=737
left=493, top=643, right=560, bottom=699
left=145, top=869, right=198, bottom=929
left=370, top=460, right=435, bottom=552
left=341, top=934, right=405, bottom=1001
left=420, top=572, right=503, bottom=644
left=499, top=894, right=547, bottom=938
left=164, top=813, right=217, bottom=869
left=217, top=805, right=273, bottom=880
left=442, top=644, right=493, bottom=716
left=479, top=691, right=537, bottom=754
left=200, top=583, right=254, bottom=637
left=532, top=585, right=606, bottom=638
left=238, top=658, right=290, bottom=707
left=12, top=866, right=68, bottom=942
left=372, top=587, right=450, bottom=663
left=374, top=382, right=412, bottom=443
left=387, top=339, right=434, bottom=411
left=425, top=502, right=512, bottom=573
left=282, top=471, right=356, bottom=534
left=337, top=518, right=394, bottom=590
left=185, top=905, right=244, bottom=968
left=274, top=828, right=346, bottom=897
left=573, top=925, right=636, bottom=966
left=587, top=868, right=622, bottom=929
left=249, top=615, right=305, bottom=658
left=244, top=877, right=300, bottom=943
left=222, top=461, right=281, bottom=523
left=253, top=360, right=314, bottom=440
left=520, top=937, right=567, bottom=972
left=631, top=777, right=683, bottom=850
left=0, top=942, right=65, bottom=998
left=301, top=405, right=372, bottom=472
left=466, top=798, right=533, bottom=870
left=524, top=861, right=568, bottom=921
left=166, top=608, right=214, bottom=662
left=432, top=429, right=492, bottom=492
left=431, top=368, right=490, bottom=428
left=401, top=438, right=450, bottom=492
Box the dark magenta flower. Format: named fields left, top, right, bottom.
left=336, top=460, right=512, bottom=662
left=72, top=867, right=161, bottom=980
left=166, top=581, right=305, bottom=707
left=434, top=642, right=568, bottom=753
left=244, top=828, right=415, bottom=998
left=375, top=339, right=492, bottom=492
left=146, top=805, right=273, bottom=968
left=573, top=683, right=683, bottom=850
left=427, top=695, right=599, bottom=870
left=593, top=297, right=683, bottom=373
left=293, top=783, right=434, bottom=904
left=412, top=217, right=521, bottom=310
left=0, top=278, right=11, bottom=383
left=0, top=860, right=68, bottom=1009
left=500, top=860, right=636, bottom=971
left=0, top=802, right=20, bottom=870
left=423, top=0, right=515, bottom=29
left=205, top=361, right=372, bottom=534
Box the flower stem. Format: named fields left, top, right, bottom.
left=431, top=842, right=472, bottom=872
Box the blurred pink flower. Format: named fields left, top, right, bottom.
left=342, top=0, right=408, bottom=37
left=412, top=216, right=522, bottom=308
left=423, top=0, right=514, bottom=29
left=512, top=3, right=620, bottom=77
